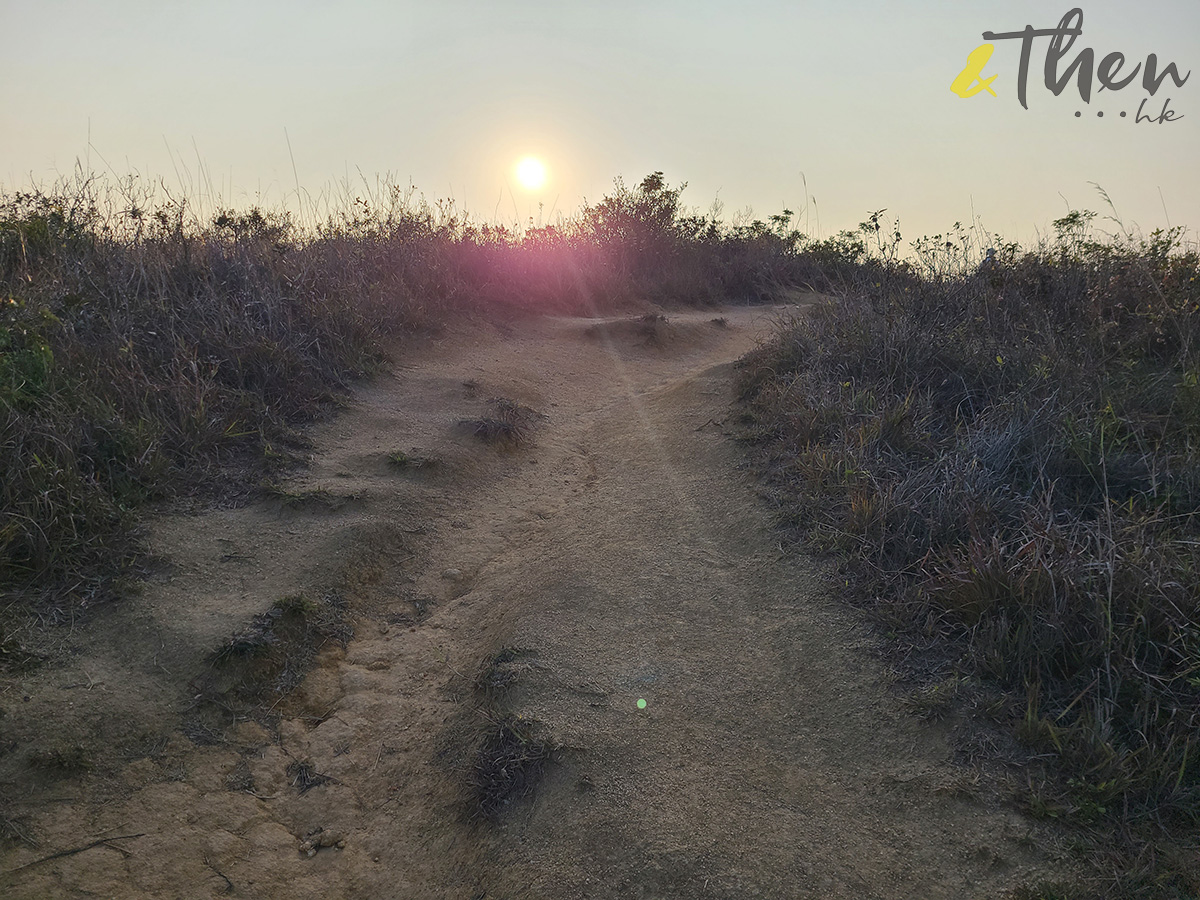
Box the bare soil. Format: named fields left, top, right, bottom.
left=1, top=302, right=1071, bottom=898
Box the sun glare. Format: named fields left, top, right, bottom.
left=515, top=156, right=547, bottom=190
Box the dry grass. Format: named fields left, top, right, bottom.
left=738, top=209, right=1200, bottom=898
left=462, top=647, right=552, bottom=822
left=189, top=590, right=350, bottom=734
left=286, top=758, right=333, bottom=794
left=469, top=714, right=552, bottom=822
left=474, top=646, right=538, bottom=701
left=460, top=398, right=542, bottom=447
left=0, top=811, right=37, bottom=849
left=0, top=185, right=401, bottom=613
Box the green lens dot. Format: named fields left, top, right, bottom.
left=637, top=698, right=647, bottom=709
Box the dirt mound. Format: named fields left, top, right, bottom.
left=582, top=312, right=732, bottom=352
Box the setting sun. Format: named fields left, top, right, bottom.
left=515, top=156, right=547, bottom=190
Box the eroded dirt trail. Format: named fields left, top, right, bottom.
left=2, top=305, right=1064, bottom=898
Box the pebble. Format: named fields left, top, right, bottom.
left=299, top=828, right=346, bottom=857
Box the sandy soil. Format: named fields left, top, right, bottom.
left=0, top=302, right=1069, bottom=898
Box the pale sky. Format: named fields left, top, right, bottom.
left=2, top=1, right=1197, bottom=246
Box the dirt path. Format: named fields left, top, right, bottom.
left=2, top=304, right=1066, bottom=898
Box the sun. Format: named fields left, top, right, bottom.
left=515, top=156, right=547, bottom=190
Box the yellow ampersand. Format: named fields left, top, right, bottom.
left=951, top=43, right=998, bottom=97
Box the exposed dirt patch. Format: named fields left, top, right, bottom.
left=1, top=301, right=1074, bottom=898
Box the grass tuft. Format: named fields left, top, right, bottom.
left=460, top=398, right=541, bottom=447
left=470, top=714, right=552, bottom=821
left=475, top=646, right=538, bottom=701
left=386, top=449, right=439, bottom=470
left=195, top=590, right=350, bottom=728
left=286, top=758, right=333, bottom=794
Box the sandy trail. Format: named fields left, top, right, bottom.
left=1, top=303, right=1063, bottom=898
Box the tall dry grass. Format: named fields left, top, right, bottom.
left=738, top=208, right=1200, bottom=897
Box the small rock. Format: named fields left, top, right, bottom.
left=441, top=568, right=463, bottom=581
left=298, top=827, right=345, bottom=857
left=299, top=832, right=321, bottom=856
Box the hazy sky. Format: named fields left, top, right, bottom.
left=2, top=1, right=1197, bottom=246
